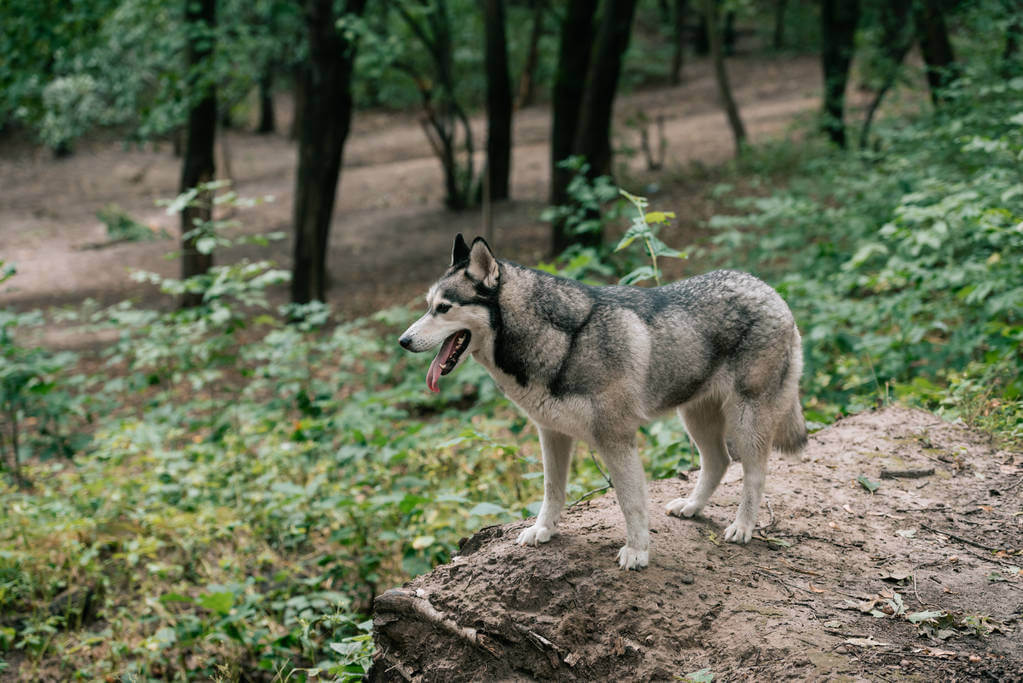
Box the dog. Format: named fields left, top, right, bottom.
left=399, top=234, right=806, bottom=569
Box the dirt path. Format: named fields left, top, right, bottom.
left=373, top=407, right=1023, bottom=681
left=0, top=55, right=821, bottom=316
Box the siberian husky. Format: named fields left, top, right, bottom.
left=399, top=234, right=806, bottom=569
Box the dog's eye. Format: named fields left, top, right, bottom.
left=434, top=303, right=451, bottom=315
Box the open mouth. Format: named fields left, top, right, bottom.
left=426, top=330, right=471, bottom=393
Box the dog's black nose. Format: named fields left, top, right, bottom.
left=399, top=336, right=413, bottom=350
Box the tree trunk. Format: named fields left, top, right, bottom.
left=516, top=0, right=545, bottom=108
left=704, top=0, right=745, bottom=156
left=859, top=0, right=913, bottom=148
left=257, top=71, right=276, bottom=134
left=914, top=0, right=959, bottom=106
left=723, top=10, right=736, bottom=55
left=290, top=65, right=306, bottom=141
left=670, top=0, right=687, bottom=85
left=180, top=0, right=217, bottom=309
left=773, top=0, right=787, bottom=50
left=550, top=0, right=598, bottom=212
left=484, top=0, right=512, bottom=202
left=820, top=0, right=859, bottom=147
left=573, top=0, right=640, bottom=180
left=290, top=0, right=368, bottom=305
left=1003, top=0, right=1022, bottom=75
left=1004, top=16, right=1022, bottom=76
left=694, top=13, right=709, bottom=54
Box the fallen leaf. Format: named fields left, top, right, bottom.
left=896, top=528, right=917, bottom=538
left=907, top=610, right=945, bottom=623
left=842, top=504, right=855, bottom=514
left=808, top=582, right=826, bottom=593
left=845, top=636, right=888, bottom=647
left=880, top=569, right=912, bottom=583
left=924, top=648, right=957, bottom=657
left=857, top=475, right=880, bottom=493
left=685, top=668, right=714, bottom=683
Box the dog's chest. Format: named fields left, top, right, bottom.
left=484, top=365, right=595, bottom=442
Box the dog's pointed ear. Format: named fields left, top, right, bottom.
left=467, top=237, right=499, bottom=288
left=451, top=233, right=470, bottom=266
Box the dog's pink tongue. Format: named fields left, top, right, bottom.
left=426, top=332, right=459, bottom=393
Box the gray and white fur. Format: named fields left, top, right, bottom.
left=399, top=234, right=806, bottom=569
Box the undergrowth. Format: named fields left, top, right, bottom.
left=2, top=56, right=1022, bottom=683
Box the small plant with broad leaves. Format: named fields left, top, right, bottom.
left=615, top=188, right=687, bottom=286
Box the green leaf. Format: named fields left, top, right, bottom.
left=685, top=668, right=714, bottom=683
left=160, top=592, right=194, bottom=604
left=411, top=535, right=435, bottom=550
left=857, top=475, right=880, bottom=493
left=198, top=591, right=234, bottom=615
left=619, top=266, right=656, bottom=285
left=907, top=610, right=945, bottom=623
left=195, top=236, right=218, bottom=254
left=645, top=210, right=675, bottom=225
left=468, top=502, right=506, bottom=516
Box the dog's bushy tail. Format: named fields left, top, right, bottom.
left=774, top=328, right=807, bottom=454
left=774, top=396, right=808, bottom=454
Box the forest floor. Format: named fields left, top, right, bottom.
left=0, top=53, right=826, bottom=326
left=373, top=407, right=1023, bottom=681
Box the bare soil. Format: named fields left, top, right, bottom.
left=372, top=407, right=1023, bottom=682
left=0, top=54, right=824, bottom=322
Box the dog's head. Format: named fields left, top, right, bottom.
left=398, top=234, right=500, bottom=392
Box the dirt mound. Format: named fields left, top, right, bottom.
left=371, top=407, right=1023, bottom=681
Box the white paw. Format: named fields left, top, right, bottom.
left=617, top=546, right=649, bottom=570
left=723, top=519, right=754, bottom=544
left=665, top=497, right=702, bottom=518
left=516, top=524, right=555, bottom=546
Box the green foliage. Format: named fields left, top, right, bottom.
left=538, top=156, right=624, bottom=281
left=96, top=204, right=168, bottom=243
left=615, top=189, right=687, bottom=286
left=703, top=64, right=1023, bottom=431
left=0, top=245, right=627, bottom=677
left=0, top=307, right=95, bottom=483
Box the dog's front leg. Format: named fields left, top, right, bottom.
left=599, top=439, right=650, bottom=569
left=517, top=428, right=573, bottom=547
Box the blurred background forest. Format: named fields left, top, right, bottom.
left=1, top=0, right=1022, bottom=679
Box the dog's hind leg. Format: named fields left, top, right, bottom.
left=722, top=400, right=771, bottom=544
left=598, top=438, right=650, bottom=569
left=666, top=399, right=729, bottom=519
left=517, top=427, right=573, bottom=547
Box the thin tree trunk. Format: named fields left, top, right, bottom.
left=670, top=0, right=687, bottom=85
left=859, top=0, right=913, bottom=149
left=704, top=0, right=745, bottom=155
left=290, top=0, right=368, bottom=305
left=484, top=0, right=512, bottom=202
left=773, top=0, right=787, bottom=50
left=516, top=0, right=545, bottom=108
left=257, top=71, right=276, bottom=134
left=914, top=0, right=959, bottom=106
left=180, top=0, right=217, bottom=309
left=5, top=404, right=25, bottom=487
left=549, top=0, right=599, bottom=254
left=723, top=10, right=736, bottom=55
left=573, top=0, right=639, bottom=180
left=550, top=0, right=598, bottom=208
left=820, top=0, right=859, bottom=147
left=290, top=66, right=306, bottom=141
